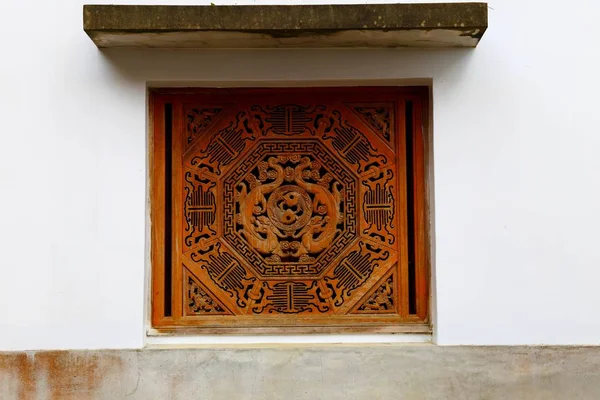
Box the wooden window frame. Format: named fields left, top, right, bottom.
left=149, top=87, right=431, bottom=334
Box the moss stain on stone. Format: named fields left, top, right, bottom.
left=83, top=3, right=488, bottom=48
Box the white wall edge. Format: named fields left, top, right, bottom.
left=146, top=78, right=433, bottom=88
left=144, top=333, right=432, bottom=346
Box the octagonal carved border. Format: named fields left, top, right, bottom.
left=222, top=140, right=359, bottom=278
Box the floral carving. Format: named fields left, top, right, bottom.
left=187, top=275, right=230, bottom=315
left=354, top=273, right=396, bottom=314
left=186, top=107, right=223, bottom=145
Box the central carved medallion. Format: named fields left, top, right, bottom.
left=237, top=155, right=341, bottom=264
left=266, top=185, right=313, bottom=232
left=223, top=140, right=358, bottom=278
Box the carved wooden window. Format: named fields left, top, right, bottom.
left=151, top=87, right=429, bottom=333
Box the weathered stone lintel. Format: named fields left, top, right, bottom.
left=83, top=3, right=488, bottom=48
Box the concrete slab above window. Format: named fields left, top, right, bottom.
left=83, top=3, right=488, bottom=49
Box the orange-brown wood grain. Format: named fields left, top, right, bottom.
left=150, top=96, right=168, bottom=327
left=150, top=87, right=430, bottom=333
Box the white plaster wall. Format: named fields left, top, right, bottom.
left=0, top=0, right=599, bottom=350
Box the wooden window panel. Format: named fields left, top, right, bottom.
left=150, top=87, right=430, bottom=334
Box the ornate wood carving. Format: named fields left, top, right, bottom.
left=152, top=87, right=430, bottom=332
left=185, top=107, right=223, bottom=149
left=349, top=103, right=395, bottom=147
left=352, top=270, right=397, bottom=314
left=184, top=268, right=232, bottom=316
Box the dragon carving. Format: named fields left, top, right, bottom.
left=235, top=155, right=342, bottom=262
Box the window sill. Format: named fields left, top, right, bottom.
left=145, top=331, right=433, bottom=347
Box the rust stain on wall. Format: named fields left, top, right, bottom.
left=0, top=351, right=125, bottom=399
left=0, top=353, right=34, bottom=399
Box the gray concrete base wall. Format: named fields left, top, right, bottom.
left=1, top=346, right=599, bottom=399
